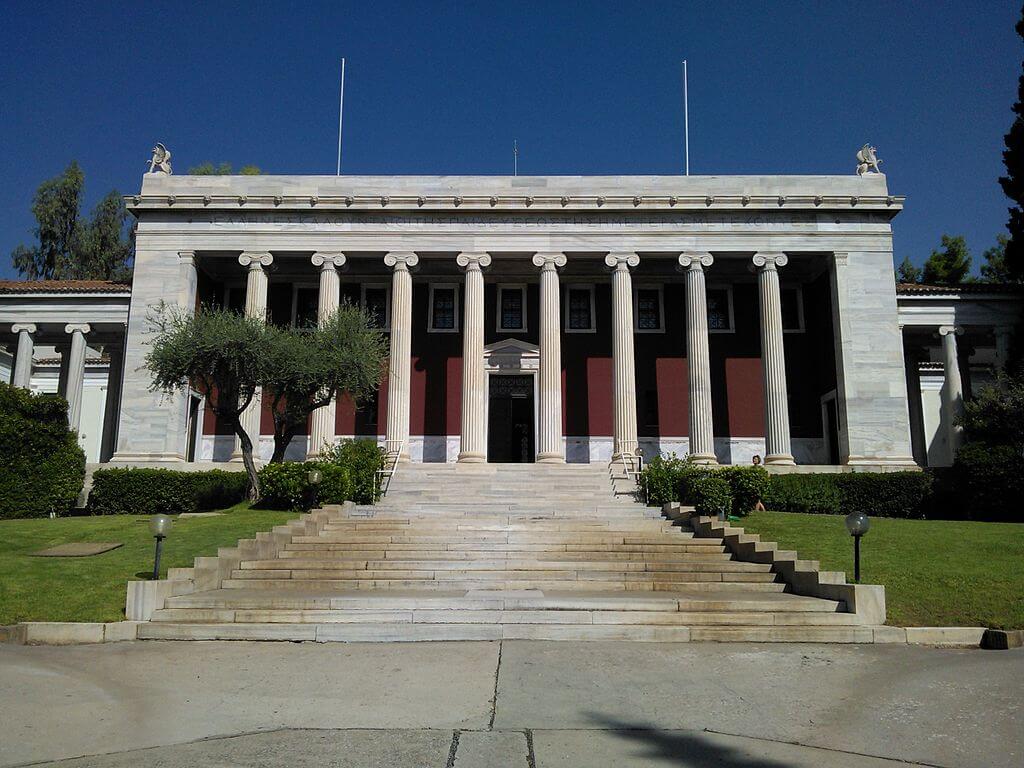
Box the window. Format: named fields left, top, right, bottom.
left=497, top=284, right=527, bottom=332
left=633, top=286, right=664, bottom=333
left=781, top=287, right=805, bottom=332
left=642, top=388, right=659, bottom=428
left=428, top=284, right=459, bottom=332
left=361, top=284, right=390, bottom=330
left=565, top=285, right=596, bottom=333
left=707, top=286, right=734, bottom=333
left=292, top=285, right=319, bottom=329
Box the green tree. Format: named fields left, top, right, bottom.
left=10, top=162, right=132, bottom=281
left=980, top=235, right=1013, bottom=283
left=188, top=162, right=262, bottom=175
left=145, top=306, right=267, bottom=499
left=960, top=372, right=1024, bottom=453
left=922, top=235, right=972, bottom=285
left=262, top=305, right=387, bottom=463
left=895, top=255, right=922, bottom=284
left=999, top=4, right=1024, bottom=283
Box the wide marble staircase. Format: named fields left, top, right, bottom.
left=140, top=463, right=873, bottom=642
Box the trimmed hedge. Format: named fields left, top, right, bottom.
left=640, top=451, right=933, bottom=519
left=319, top=440, right=385, bottom=504
left=949, top=442, right=1022, bottom=521
left=87, top=468, right=249, bottom=516
left=764, top=472, right=933, bottom=518
left=690, top=473, right=732, bottom=518
left=0, top=382, right=85, bottom=519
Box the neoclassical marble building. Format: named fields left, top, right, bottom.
left=2, top=172, right=1020, bottom=470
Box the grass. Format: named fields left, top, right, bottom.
left=0, top=504, right=297, bottom=624
left=740, top=511, right=1024, bottom=630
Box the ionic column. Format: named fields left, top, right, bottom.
left=939, top=325, right=965, bottom=452
left=233, top=251, right=273, bottom=461
left=11, top=323, right=36, bottom=389
left=384, top=251, right=419, bottom=461
left=306, top=252, right=347, bottom=459
left=605, top=252, right=640, bottom=459
left=457, top=252, right=491, bottom=462
left=533, top=252, right=567, bottom=462
left=753, top=253, right=794, bottom=465
left=64, top=323, right=91, bottom=433
left=678, top=252, right=717, bottom=464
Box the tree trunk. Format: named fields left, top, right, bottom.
left=234, top=424, right=261, bottom=501
left=270, top=422, right=301, bottom=463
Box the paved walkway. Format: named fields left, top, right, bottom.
left=0, top=641, right=1020, bottom=767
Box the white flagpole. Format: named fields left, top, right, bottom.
left=514, top=139, right=518, bottom=176
left=336, top=58, right=346, bottom=175
left=682, top=60, right=690, bottom=176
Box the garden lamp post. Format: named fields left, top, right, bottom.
left=307, top=468, right=322, bottom=508
left=149, top=514, right=172, bottom=580
left=844, top=511, right=870, bottom=583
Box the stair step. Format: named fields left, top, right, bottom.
left=241, top=559, right=763, bottom=572
left=220, top=578, right=788, bottom=592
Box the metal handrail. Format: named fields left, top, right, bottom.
left=610, top=450, right=646, bottom=504
left=374, top=439, right=404, bottom=500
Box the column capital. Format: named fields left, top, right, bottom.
left=752, top=252, right=788, bottom=269
left=11, top=323, right=37, bottom=334
left=384, top=251, right=419, bottom=270
left=65, top=323, right=91, bottom=335
left=938, top=325, right=964, bottom=337
left=678, top=252, right=714, bottom=270
left=178, top=250, right=196, bottom=265
left=311, top=252, right=347, bottom=270
left=456, top=252, right=492, bottom=270
left=604, top=252, right=640, bottom=270
left=239, top=251, right=273, bottom=269
left=532, top=252, right=567, bottom=270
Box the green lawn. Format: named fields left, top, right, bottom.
left=740, top=511, right=1024, bottom=629
left=0, top=505, right=297, bottom=624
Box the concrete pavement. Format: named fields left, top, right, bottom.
left=0, top=640, right=1020, bottom=767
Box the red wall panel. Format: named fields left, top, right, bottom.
left=725, top=357, right=764, bottom=436
left=656, top=357, right=688, bottom=436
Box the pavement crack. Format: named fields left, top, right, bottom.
left=445, top=729, right=461, bottom=768
left=524, top=729, right=537, bottom=768
left=488, top=639, right=503, bottom=731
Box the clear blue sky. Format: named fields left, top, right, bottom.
left=0, top=1, right=1019, bottom=279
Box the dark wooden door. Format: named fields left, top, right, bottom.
left=487, top=375, right=535, bottom=463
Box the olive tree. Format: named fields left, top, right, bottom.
left=263, top=303, right=387, bottom=462
left=145, top=305, right=267, bottom=499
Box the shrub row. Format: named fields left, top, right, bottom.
left=0, top=382, right=86, bottom=519
left=88, top=468, right=248, bottom=516
left=640, top=453, right=934, bottom=519
left=944, top=442, right=1022, bottom=522
left=641, top=455, right=771, bottom=517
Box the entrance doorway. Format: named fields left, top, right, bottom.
left=487, top=374, right=535, bottom=463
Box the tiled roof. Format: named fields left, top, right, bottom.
left=0, top=280, right=131, bottom=294
left=896, top=282, right=1024, bottom=295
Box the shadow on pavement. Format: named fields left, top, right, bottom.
left=585, top=712, right=792, bottom=768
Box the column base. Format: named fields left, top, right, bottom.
left=536, top=452, right=565, bottom=463
left=687, top=453, right=719, bottom=466
left=764, top=453, right=796, bottom=466
left=457, top=452, right=487, bottom=463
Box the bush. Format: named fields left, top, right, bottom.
left=257, top=461, right=356, bottom=511
left=640, top=454, right=687, bottom=506
left=0, top=383, right=86, bottom=519
left=763, top=473, right=842, bottom=514
left=720, top=466, right=771, bottom=516
left=950, top=442, right=1022, bottom=521
left=87, top=468, right=248, bottom=515
left=689, top=474, right=732, bottom=518
left=319, top=439, right=385, bottom=504
left=257, top=462, right=313, bottom=511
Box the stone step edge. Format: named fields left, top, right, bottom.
left=662, top=504, right=886, bottom=625
left=124, top=502, right=354, bottom=622
left=2, top=621, right=1000, bottom=647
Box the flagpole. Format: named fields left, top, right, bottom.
left=336, top=58, right=346, bottom=175
left=682, top=60, right=690, bottom=176
left=514, top=139, right=518, bottom=176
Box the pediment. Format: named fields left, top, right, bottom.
left=483, top=339, right=539, bottom=357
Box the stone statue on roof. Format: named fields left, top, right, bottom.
left=147, top=143, right=173, bottom=174
left=856, top=144, right=882, bottom=176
